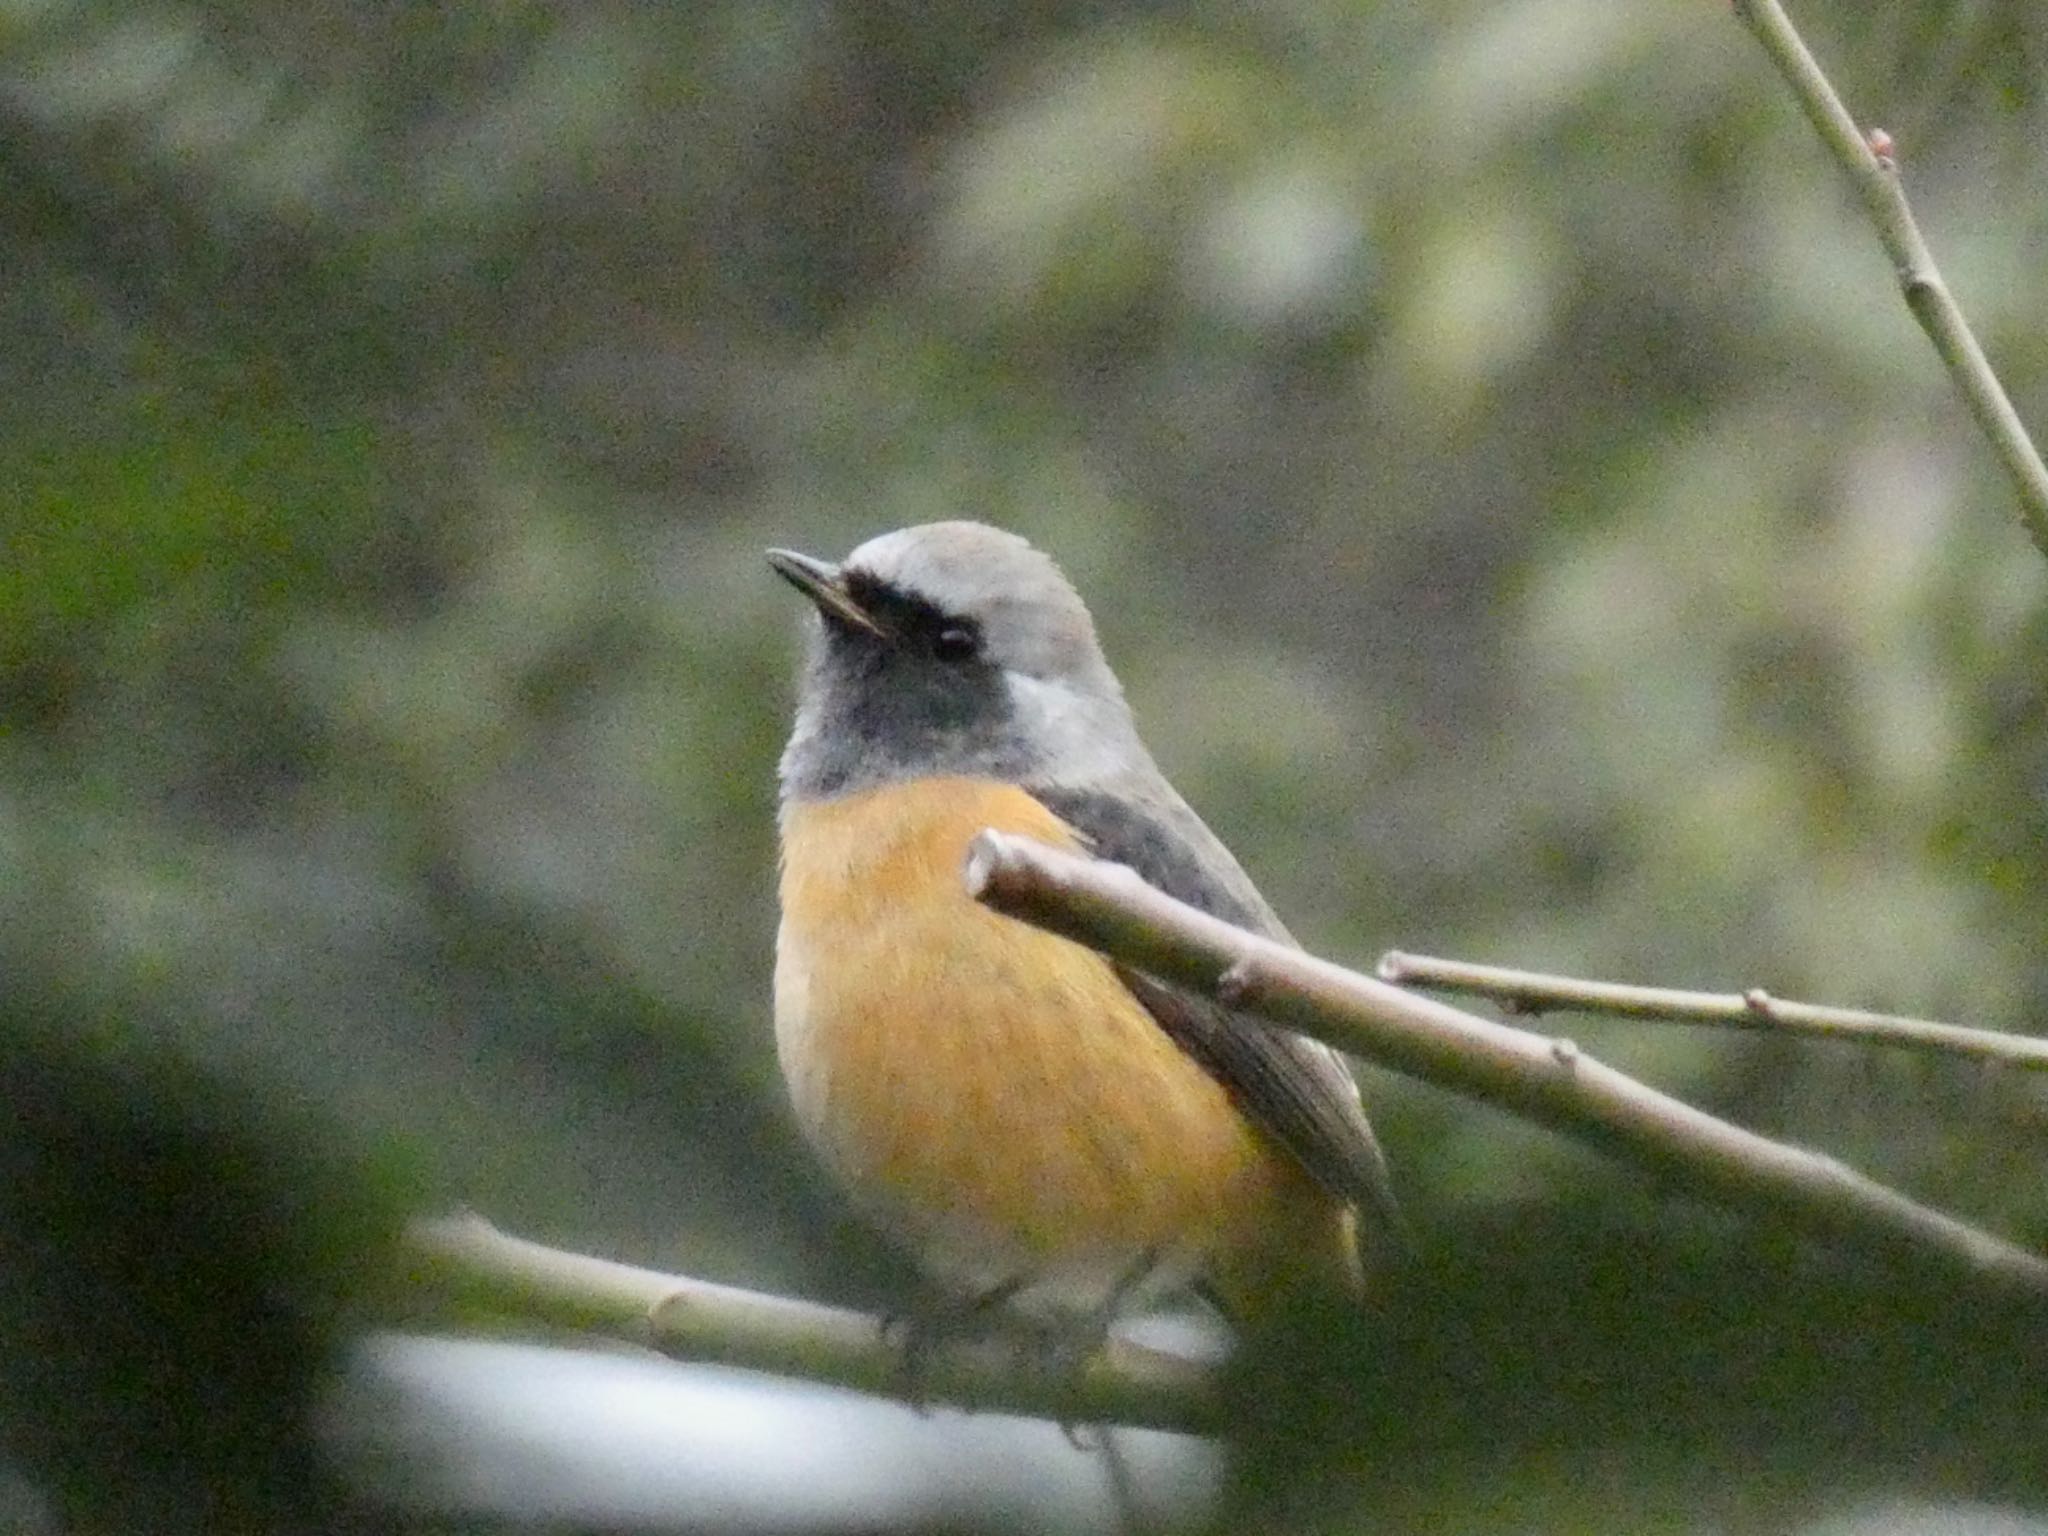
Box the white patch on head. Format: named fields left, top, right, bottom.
left=1002, top=672, right=1149, bottom=790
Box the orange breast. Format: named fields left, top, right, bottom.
left=775, top=775, right=1349, bottom=1310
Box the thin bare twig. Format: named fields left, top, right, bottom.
left=1377, top=951, right=2048, bottom=1071
left=964, top=831, right=2048, bottom=1302
left=404, top=1212, right=1225, bottom=1435
left=1729, top=0, right=2048, bottom=557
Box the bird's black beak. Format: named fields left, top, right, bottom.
left=766, top=548, right=887, bottom=638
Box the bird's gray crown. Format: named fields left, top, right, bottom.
left=775, top=521, right=1152, bottom=804
left=842, top=522, right=1113, bottom=690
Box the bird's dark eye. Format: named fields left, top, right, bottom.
left=931, top=625, right=979, bottom=663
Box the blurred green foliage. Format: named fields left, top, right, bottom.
left=2, top=0, right=2046, bottom=1527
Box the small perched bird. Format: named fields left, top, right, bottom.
left=769, top=522, right=1398, bottom=1329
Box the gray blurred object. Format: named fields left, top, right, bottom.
left=1803, top=1504, right=2048, bottom=1536
left=336, top=1333, right=1219, bottom=1533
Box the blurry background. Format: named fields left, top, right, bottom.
left=2, top=0, right=2045, bottom=1531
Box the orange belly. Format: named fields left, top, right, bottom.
left=775, top=775, right=1348, bottom=1313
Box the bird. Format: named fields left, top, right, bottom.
left=768, top=521, right=1399, bottom=1334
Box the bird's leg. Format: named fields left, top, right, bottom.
left=1043, top=1245, right=1163, bottom=1368
left=881, top=1272, right=1032, bottom=1410
left=1191, top=1275, right=1244, bottom=1334
left=1033, top=1247, right=1164, bottom=1449
left=884, top=1251, right=1165, bottom=1437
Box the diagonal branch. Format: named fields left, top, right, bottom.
left=964, top=832, right=2048, bottom=1302
left=1377, top=951, right=2048, bottom=1071
left=1728, top=0, right=2048, bottom=558
left=404, top=1212, right=1225, bottom=1435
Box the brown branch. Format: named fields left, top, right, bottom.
left=964, top=832, right=2048, bottom=1302
left=1729, top=0, right=2048, bottom=558
left=404, top=1212, right=1225, bottom=1435
left=1377, top=951, right=2048, bottom=1071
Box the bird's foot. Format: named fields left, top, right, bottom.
left=883, top=1250, right=1165, bottom=1441
left=879, top=1275, right=1031, bottom=1411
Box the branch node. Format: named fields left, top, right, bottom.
left=1729, top=0, right=2048, bottom=555
left=962, top=830, right=1007, bottom=900
left=1375, top=951, right=1413, bottom=983
left=646, top=1288, right=688, bottom=1336
left=1216, top=954, right=1263, bottom=1007
left=1744, top=987, right=1776, bottom=1016
left=1551, top=1037, right=1581, bottom=1069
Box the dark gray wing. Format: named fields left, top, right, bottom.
left=1028, top=784, right=1405, bottom=1249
